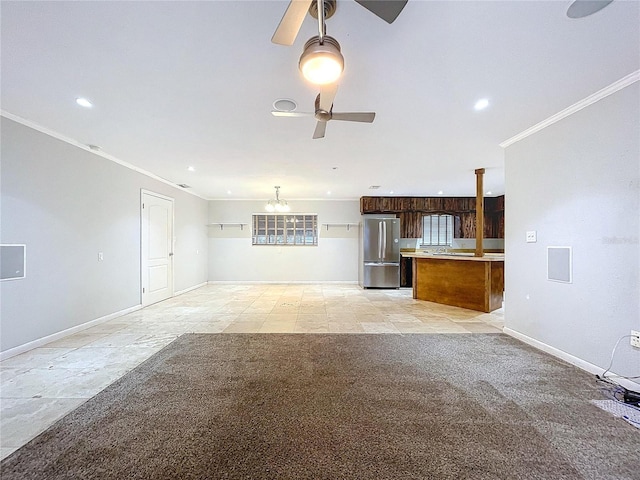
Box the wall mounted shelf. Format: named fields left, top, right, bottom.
left=322, top=223, right=359, bottom=231
left=207, top=223, right=248, bottom=231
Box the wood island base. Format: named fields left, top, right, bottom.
left=405, top=254, right=504, bottom=313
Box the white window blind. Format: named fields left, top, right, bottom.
left=421, top=214, right=453, bottom=246
left=252, top=214, right=318, bottom=246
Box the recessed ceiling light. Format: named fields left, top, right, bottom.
left=227, top=190, right=232, bottom=195
left=486, top=191, right=493, bottom=195
left=437, top=190, right=444, bottom=195
left=390, top=190, right=394, bottom=194
left=187, top=166, right=195, bottom=172
left=474, top=98, right=489, bottom=111
left=76, top=97, right=93, bottom=108
left=327, top=191, right=331, bottom=195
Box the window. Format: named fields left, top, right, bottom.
left=421, top=214, right=453, bottom=246
left=252, top=214, right=318, bottom=246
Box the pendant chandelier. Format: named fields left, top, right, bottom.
left=265, top=186, right=290, bottom=212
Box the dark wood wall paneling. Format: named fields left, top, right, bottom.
left=360, top=196, right=505, bottom=239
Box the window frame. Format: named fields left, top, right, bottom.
left=420, top=214, right=454, bottom=247
left=252, top=213, right=318, bottom=246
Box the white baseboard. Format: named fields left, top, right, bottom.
left=174, top=282, right=208, bottom=296
left=207, top=280, right=359, bottom=285
left=0, top=305, right=142, bottom=361
left=504, top=327, right=640, bottom=392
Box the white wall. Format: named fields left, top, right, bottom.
left=504, top=82, right=639, bottom=380
left=208, top=200, right=360, bottom=282
left=0, top=118, right=209, bottom=352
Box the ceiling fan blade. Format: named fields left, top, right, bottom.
left=354, top=0, right=408, bottom=24
left=271, top=111, right=314, bottom=117
left=272, top=0, right=313, bottom=46
left=331, top=112, right=376, bottom=123
left=313, top=121, right=327, bottom=139
left=319, top=83, right=338, bottom=112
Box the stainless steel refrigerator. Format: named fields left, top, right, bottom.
left=360, top=217, right=400, bottom=288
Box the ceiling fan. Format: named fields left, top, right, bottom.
left=272, top=0, right=409, bottom=46
left=271, top=83, right=375, bottom=139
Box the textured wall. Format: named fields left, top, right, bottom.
left=0, top=118, right=209, bottom=352
left=207, top=200, right=360, bottom=282
left=504, top=83, right=639, bottom=377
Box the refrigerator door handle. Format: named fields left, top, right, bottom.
left=378, top=221, right=383, bottom=260
left=382, top=220, right=387, bottom=261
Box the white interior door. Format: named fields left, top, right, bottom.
left=141, top=190, right=174, bottom=306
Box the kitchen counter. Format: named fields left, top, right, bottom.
left=401, top=252, right=504, bottom=312
left=401, top=251, right=504, bottom=261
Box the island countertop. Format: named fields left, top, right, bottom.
left=401, top=251, right=505, bottom=262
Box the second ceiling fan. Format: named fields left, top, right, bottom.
left=272, top=84, right=375, bottom=139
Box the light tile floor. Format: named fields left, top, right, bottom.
left=0, top=284, right=503, bottom=459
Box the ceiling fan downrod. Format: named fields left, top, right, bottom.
left=317, top=0, right=325, bottom=44
left=310, top=0, right=337, bottom=43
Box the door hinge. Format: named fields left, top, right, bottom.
left=143, top=287, right=145, bottom=293
left=142, top=203, right=145, bottom=209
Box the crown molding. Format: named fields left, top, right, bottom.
left=207, top=197, right=359, bottom=202
left=0, top=110, right=208, bottom=200
left=500, top=70, right=640, bottom=149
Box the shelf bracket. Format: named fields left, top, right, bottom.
left=323, top=223, right=357, bottom=231
left=209, top=223, right=247, bottom=230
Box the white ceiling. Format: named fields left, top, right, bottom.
left=2, top=1, right=638, bottom=200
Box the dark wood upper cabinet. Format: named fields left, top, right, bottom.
left=360, top=195, right=505, bottom=239
left=397, top=211, right=423, bottom=239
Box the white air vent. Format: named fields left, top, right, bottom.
left=369, top=185, right=381, bottom=189
left=1, top=244, right=26, bottom=281
left=177, top=184, right=191, bottom=189
left=547, top=246, right=572, bottom=283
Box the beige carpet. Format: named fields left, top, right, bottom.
left=1, top=333, right=637, bottom=479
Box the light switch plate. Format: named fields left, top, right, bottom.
left=526, top=231, right=537, bottom=243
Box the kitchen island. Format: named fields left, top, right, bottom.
left=401, top=252, right=504, bottom=313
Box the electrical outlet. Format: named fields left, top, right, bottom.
left=98, top=252, right=104, bottom=261
left=631, top=330, right=640, bottom=348
left=526, top=231, right=537, bottom=243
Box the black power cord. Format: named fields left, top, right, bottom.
left=623, top=389, right=640, bottom=408
left=595, top=332, right=640, bottom=408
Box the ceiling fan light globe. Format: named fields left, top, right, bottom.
left=299, top=36, right=344, bottom=85
left=301, top=56, right=343, bottom=84
left=265, top=203, right=275, bottom=212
